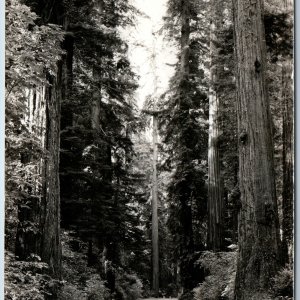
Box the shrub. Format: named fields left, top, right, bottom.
left=5, top=251, right=59, bottom=300
left=115, top=270, right=143, bottom=300
left=59, top=283, right=86, bottom=300
left=85, top=274, right=110, bottom=300
left=193, top=250, right=237, bottom=300
left=59, top=232, right=144, bottom=300
left=272, top=264, right=293, bottom=299
left=58, top=231, right=109, bottom=300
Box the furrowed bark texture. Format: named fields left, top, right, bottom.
left=281, top=60, right=293, bottom=264
left=233, top=0, right=281, bottom=298
left=41, top=69, right=62, bottom=278
left=207, top=0, right=224, bottom=251
left=39, top=3, right=70, bottom=278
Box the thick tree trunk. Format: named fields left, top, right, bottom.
left=207, top=0, right=224, bottom=251
left=13, top=0, right=68, bottom=280
left=233, top=0, right=281, bottom=298
left=40, top=70, right=62, bottom=278
left=39, top=10, right=71, bottom=279
left=152, top=115, right=159, bottom=296
left=281, top=60, right=293, bottom=264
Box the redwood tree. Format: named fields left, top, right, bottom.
left=7, top=0, right=66, bottom=279
left=233, top=0, right=281, bottom=298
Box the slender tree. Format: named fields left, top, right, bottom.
left=152, top=113, right=159, bottom=296
left=233, top=0, right=281, bottom=298
left=151, top=35, right=160, bottom=297
left=161, top=0, right=209, bottom=295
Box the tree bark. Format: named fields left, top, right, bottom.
left=40, top=70, right=62, bottom=278
left=13, top=0, right=68, bottom=280
left=281, top=60, right=293, bottom=264
left=39, top=6, right=71, bottom=278
left=207, top=0, right=224, bottom=251
left=233, top=0, right=281, bottom=298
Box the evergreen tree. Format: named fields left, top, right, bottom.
left=233, top=0, right=281, bottom=298
left=6, top=0, right=65, bottom=279
left=160, top=0, right=209, bottom=296
left=58, top=1, right=148, bottom=293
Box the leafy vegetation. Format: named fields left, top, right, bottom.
left=271, top=263, right=293, bottom=299
left=5, top=251, right=60, bottom=300
left=193, top=250, right=236, bottom=300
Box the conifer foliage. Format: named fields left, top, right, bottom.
left=159, top=0, right=209, bottom=294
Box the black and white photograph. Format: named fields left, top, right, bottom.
left=4, top=0, right=294, bottom=299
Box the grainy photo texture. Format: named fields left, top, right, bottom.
left=5, top=0, right=293, bottom=299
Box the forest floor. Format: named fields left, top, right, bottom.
left=143, top=298, right=178, bottom=300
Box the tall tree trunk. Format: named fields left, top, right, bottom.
left=40, top=69, right=62, bottom=278
left=207, top=0, right=224, bottom=251
left=149, top=32, right=160, bottom=297
left=39, top=7, right=71, bottom=278
left=14, top=0, right=68, bottom=280
left=281, top=59, right=293, bottom=264
left=233, top=0, right=281, bottom=298
left=152, top=114, right=159, bottom=296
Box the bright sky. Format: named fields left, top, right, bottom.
left=122, top=0, right=177, bottom=108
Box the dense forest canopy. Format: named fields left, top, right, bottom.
left=4, top=0, right=293, bottom=300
